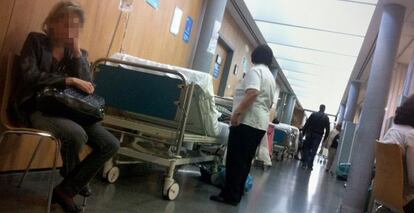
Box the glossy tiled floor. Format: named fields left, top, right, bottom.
left=0, top=157, right=344, bottom=213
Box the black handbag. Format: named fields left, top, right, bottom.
left=36, top=86, right=105, bottom=124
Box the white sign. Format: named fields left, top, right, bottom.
left=170, top=7, right=183, bottom=35
left=207, top=20, right=222, bottom=54
left=119, top=0, right=134, bottom=12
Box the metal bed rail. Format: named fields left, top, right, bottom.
left=92, top=58, right=193, bottom=157
left=91, top=58, right=219, bottom=200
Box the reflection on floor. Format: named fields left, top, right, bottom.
left=0, top=157, right=344, bottom=213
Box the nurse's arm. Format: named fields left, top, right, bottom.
left=234, top=89, right=260, bottom=115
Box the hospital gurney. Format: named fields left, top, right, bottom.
left=92, top=57, right=227, bottom=200
left=273, top=123, right=300, bottom=161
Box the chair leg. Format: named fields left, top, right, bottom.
left=18, top=137, right=44, bottom=188
left=0, top=133, right=5, bottom=147
left=375, top=204, right=384, bottom=212
left=82, top=196, right=87, bottom=209
left=46, top=139, right=60, bottom=213
left=0, top=132, right=11, bottom=150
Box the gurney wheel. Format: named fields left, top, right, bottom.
left=106, top=167, right=120, bottom=183
left=163, top=182, right=180, bottom=201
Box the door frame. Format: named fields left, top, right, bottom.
left=216, top=36, right=234, bottom=97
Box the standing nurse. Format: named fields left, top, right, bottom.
left=210, top=45, right=276, bottom=205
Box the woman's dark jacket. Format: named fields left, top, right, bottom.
left=12, top=32, right=92, bottom=125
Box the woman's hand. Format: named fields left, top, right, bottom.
left=230, top=112, right=242, bottom=126
left=65, top=77, right=94, bottom=94
left=66, top=38, right=82, bottom=58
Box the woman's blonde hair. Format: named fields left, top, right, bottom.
left=42, top=1, right=85, bottom=35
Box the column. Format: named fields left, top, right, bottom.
left=191, top=0, right=227, bottom=73
left=283, top=94, right=296, bottom=124
left=271, top=67, right=280, bottom=77
left=276, top=92, right=287, bottom=121
left=402, top=55, right=414, bottom=103
left=343, top=81, right=361, bottom=123
left=335, top=82, right=360, bottom=166
left=337, top=103, right=346, bottom=125
left=340, top=4, right=406, bottom=213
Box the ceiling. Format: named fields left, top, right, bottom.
left=342, top=0, right=414, bottom=106
left=244, top=0, right=378, bottom=114
left=395, top=8, right=414, bottom=64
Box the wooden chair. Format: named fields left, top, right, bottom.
left=373, top=140, right=405, bottom=213
left=0, top=54, right=61, bottom=213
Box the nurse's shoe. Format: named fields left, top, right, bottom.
left=210, top=195, right=238, bottom=206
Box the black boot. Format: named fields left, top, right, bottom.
left=79, top=184, right=92, bottom=197
left=52, top=185, right=82, bottom=213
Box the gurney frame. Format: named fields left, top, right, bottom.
left=91, top=58, right=220, bottom=200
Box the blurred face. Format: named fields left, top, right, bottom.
left=49, top=11, right=82, bottom=46
left=336, top=125, right=342, bottom=131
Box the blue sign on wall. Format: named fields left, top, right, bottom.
left=146, top=0, right=160, bottom=9
left=242, top=57, right=249, bottom=73
left=183, top=17, right=193, bottom=43
left=213, top=63, right=221, bottom=79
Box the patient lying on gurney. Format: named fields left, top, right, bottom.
left=105, top=53, right=229, bottom=144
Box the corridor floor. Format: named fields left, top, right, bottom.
left=0, top=157, right=345, bottom=213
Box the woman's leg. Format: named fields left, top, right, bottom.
left=61, top=122, right=119, bottom=194
left=30, top=111, right=88, bottom=212
left=236, top=125, right=265, bottom=199
left=30, top=111, right=88, bottom=178
left=326, top=147, right=336, bottom=171
left=221, top=124, right=265, bottom=203
left=220, top=125, right=242, bottom=200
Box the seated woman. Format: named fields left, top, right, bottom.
left=13, top=1, right=119, bottom=212
left=383, top=95, right=414, bottom=212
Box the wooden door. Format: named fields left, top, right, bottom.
left=210, top=42, right=228, bottom=95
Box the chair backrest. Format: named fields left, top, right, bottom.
left=373, top=141, right=404, bottom=212
left=1, top=54, right=19, bottom=130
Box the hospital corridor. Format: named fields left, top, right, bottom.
left=0, top=159, right=344, bottom=213
left=0, top=0, right=414, bottom=213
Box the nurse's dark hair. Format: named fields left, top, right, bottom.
left=394, top=95, right=414, bottom=128
left=251, top=44, right=273, bottom=67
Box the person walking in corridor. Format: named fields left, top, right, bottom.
left=301, top=104, right=330, bottom=171
left=324, top=124, right=342, bottom=173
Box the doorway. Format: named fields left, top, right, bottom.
left=210, top=38, right=233, bottom=96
